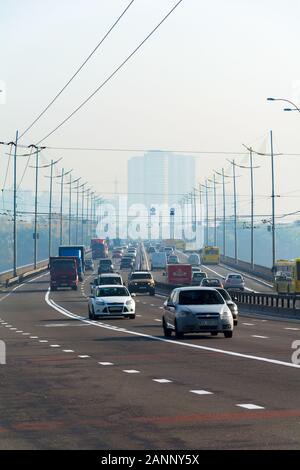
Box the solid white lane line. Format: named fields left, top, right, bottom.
left=236, top=404, right=265, bottom=410
left=98, top=362, right=114, bottom=366
left=252, top=335, right=269, bottom=339
left=45, top=290, right=300, bottom=370
left=153, top=379, right=172, bottom=383
left=123, top=369, right=140, bottom=374
left=190, top=390, right=213, bottom=395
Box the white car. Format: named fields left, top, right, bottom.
left=88, top=285, right=136, bottom=320
left=162, top=287, right=233, bottom=338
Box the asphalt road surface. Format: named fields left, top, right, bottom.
left=0, top=260, right=300, bottom=450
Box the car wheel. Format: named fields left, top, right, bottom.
left=50, top=286, right=56, bottom=291
left=234, top=320, right=238, bottom=326
left=149, top=289, right=155, bottom=296
left=129, top=314, right=135, bottom=319
left=72, top=285, right=78, bottom=291
left=175, top=322, right=184, bottom=339
left=224, top=331, right=233, bottom=338
left=211, top=331, right=218, bottom=336
left=163, top=320, right=172, bottom=337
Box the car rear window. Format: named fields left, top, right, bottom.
left=179, top=290, right=224, bottom=305
left=228, top=275, right=243, bottom=280
left=99, top=277, right=121, bottom=284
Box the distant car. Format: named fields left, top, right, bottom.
left=90, top=273, right=124, bottom=294
left=200, top=277, right=223, bottom=288
left=120, top=257, right=135, bottom=269
left=85, top=259, right=94, bottom=271
left=188, top=253, right=200, bottom=266
left=88, top=285, right=136, bottom=319
left=215, top=287, right=239, bottom=326
left=167, top=254, right=179, bottom=264
left=162, top=287, right=233, bottom=338
left=98, top=258, right=114, bottom=274
left=191, top=271, right=207, bottom=285
left=164, top=247, right=174, bottom=256
left=223, top=273, right=245, bottom=291
left=127, top=271, right=155, bottom=295
left=112, top=250, right=123, bottom=259
left=147, top=246, right=156, bottom=254
left=192, top=266, right=202, bottom=272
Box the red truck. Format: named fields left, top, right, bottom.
left=167, top=264, right=192, bottom=285
left=91, top=238, right=108, bottom=259
left=49, top=256, right=78, bottom=291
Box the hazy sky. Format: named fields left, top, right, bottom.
left=2, top=0, right=300, bottom=221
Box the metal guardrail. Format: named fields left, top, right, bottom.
left=234, top=291, right=300, bottom=310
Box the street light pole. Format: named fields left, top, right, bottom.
left=60, top=168, right=65, bottom=245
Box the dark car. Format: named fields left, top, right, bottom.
left=98, top=258, right=114, bottom=274
left=215, top=287, right=239, bottom=326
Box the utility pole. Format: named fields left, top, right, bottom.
left=60, top=168, right=65, bottom=245
left=46, top=158, right=62, bottom=258
left=33, top=148, right=39, bottom=269
left=65, top=175, right=80, bottom=245
left=227, top=160, right=238, bottom=264
left=270, top=130, right=276, bottom=270
left=13, top=132, right=18, bottom=277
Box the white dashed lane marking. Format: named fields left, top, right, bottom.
left=285, top=328, right=300, bottom=331
left=237, top=404, right=265, bottom=410
left=39, top=340, right=48, bottom=343
left=98, top=362, right=114, bottom=366
left=30, top=336, right=38, bottom=339
left=190, top=390, right=213, bottom=395
left=242, top=323, right=255, bottom=326
left=78, top=355, right=90, bottom=358
left=63, top=350, right=75, bottom=353
left=252, top=335, right=269, bottom=339
left=50, top=344, right=60, bottom=348
left=154, top=319, right=161, bottom=322
left=123, top=370, right=140, bottom=374
left=153, top=379, right=172, bottom=384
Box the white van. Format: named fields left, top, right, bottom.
left=151, top=252, right=167, bottom=270
left=188, top=253, right=200, bottom=266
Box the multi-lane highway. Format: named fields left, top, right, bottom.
left=0, top=252, right=300, bottom=449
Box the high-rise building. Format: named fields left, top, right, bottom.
left=127, top=151, right=195, bottom=209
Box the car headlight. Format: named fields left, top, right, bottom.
left=221, top=310, right=232, bottom=319
left=126, top=299, right=134, bottom=306
left=177, top=309, right=192, bottom=318
left=96, top=300, right=105, bottom=306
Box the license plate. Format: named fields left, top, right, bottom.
left=110, top=308, right=122, bottom=312
left=199, top=319, right=216, bottom=326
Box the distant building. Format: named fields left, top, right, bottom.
left=127, top=151, right=195, bottom=209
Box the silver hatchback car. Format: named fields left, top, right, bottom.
left=163, top=287, right=233, bottom=339
left=223, top=273, right=245, bottom=291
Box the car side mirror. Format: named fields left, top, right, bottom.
left=131, top=293, right=136, bottom=298
left=89, top=295, right=94, bottom=298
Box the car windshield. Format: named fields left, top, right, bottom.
left=202, top=279, right=220, bottom=286
left=99, top=260, right=112, bottom=265
left=178, top=290, right=224, bottom=305
left=130, top=273, right=152, bottom=280
left=216, top=288, right=231, bottom=301
left=96, top=287, right=128, bottom=297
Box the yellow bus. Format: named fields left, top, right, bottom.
left=201, top=246, right=220, bottom=265
left=291, top=258, right=300, bottom=294
left=273, top=259, right=294, bottom=293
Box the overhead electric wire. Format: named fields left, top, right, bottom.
left=19, top=0, right=136, bottom=140
left=35, top=0, right=185, bottom=145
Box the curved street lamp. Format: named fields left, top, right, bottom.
left=267, top=97, right=300, bottom=113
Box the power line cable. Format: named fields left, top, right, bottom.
left=19, top=0, right=136, bottom=140
left=35, top=0, right=185, bottom=145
